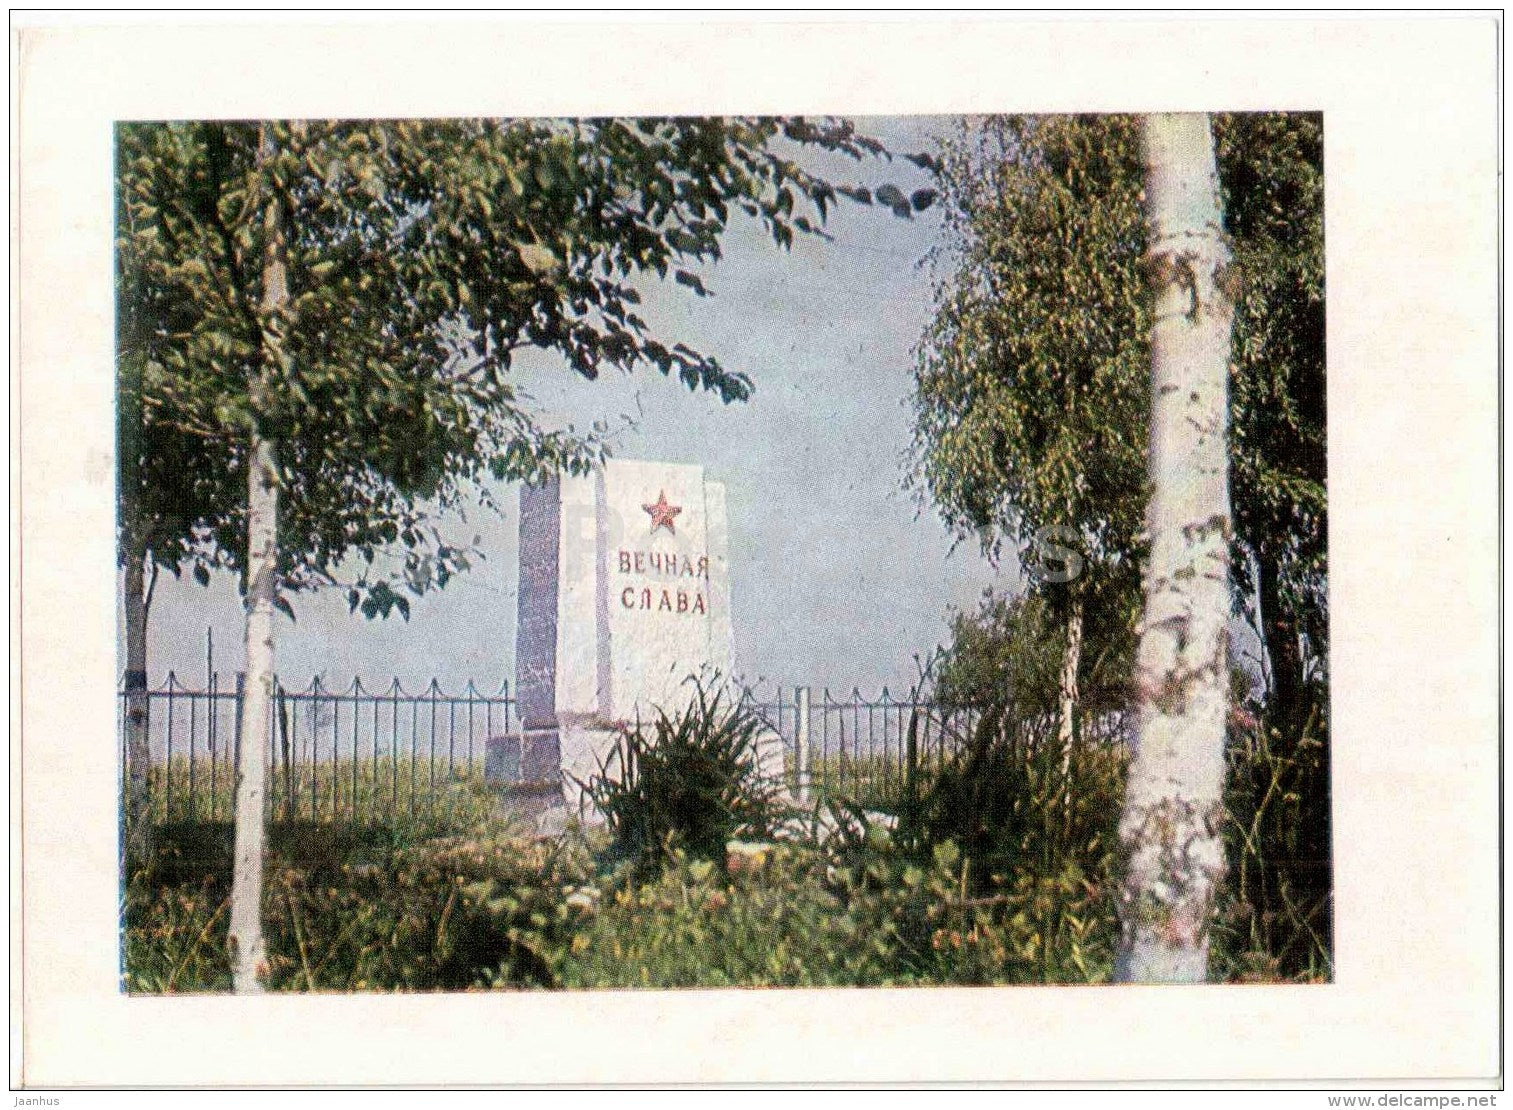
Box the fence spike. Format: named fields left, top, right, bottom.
left=125, top=675, right=1029, bottom=824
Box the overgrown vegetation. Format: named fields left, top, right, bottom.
left=122, top=804, right=587, bottom=993
left=921, top=589, right=1331, bottom=982
left=577, top=684, right=789, bottom=877
left=1212, top=698, right=1333, bottom=981
left=125, top=663, right=1326, bottom=991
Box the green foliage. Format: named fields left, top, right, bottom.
left=553, top=840, right=1112, bottom=988
left=579, top=684, right=788, bottom=876
left=925, top=582, right=1330, bottom=982
left=911, top=111, right=1326, bottom=691
left=878, top=654, right=1126, bottom=983
left=552, top=847, right=864, bottom=988
left=122, top=817, right=595, bottom=992
left=117, top=116, right=920, bottom=617
left=910, top=114, right=1148, bottom=649
left=124, top=817, right=1118, bottom=991
left=122, top=730, right=1322, bottom=992
left=901, top=712, right=1125, bottom=892
left=1211, top=704, right=1332, bottom=982
left=1218, top=113, right=1327, bottom=675
left=934, top=590, right=1133, bottom=719
left=123, top=871, right=231, bottom=993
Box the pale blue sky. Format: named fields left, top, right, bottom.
left=132, top=116, right=1011, bottom=696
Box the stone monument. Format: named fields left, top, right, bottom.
left=486, top=458, right=737, bottom=815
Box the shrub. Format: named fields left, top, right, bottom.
left=579, top=682, right=789, bottom=877
left=900, top=711, right=1124, bottom=888
left=555, top=836, right=1114, bottom=988
left=122, top=814, right=595, bottom=992
left=552, top=847, right=861, bottom=988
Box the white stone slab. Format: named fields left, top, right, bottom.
left=493, top=458, right=739, bottom=808
left=602, top=458, right=734, bottom=721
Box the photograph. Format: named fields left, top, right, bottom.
left=115, top=110, right=1329, bottom=994
left=13, top=14, right=1498, bottom=1091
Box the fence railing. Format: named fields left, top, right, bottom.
left=119, top=673, right=514, bottom=824
left=748, top=688, right=1133, bottom=810
left=120, top=676, right=1132, bottom=825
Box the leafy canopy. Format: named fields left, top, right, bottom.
left=912, top=115, right=1147, bottom=581
left=118, top=116, right=928, bottom=617
left=911, top=113, right=1325, bottom=676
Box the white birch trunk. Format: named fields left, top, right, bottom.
left=119, top=346, right=153, bottom=861
left=122, top=541, right=152, bottom=860
left=1056, top=594, right=1084, bottom=828
left=229, top=125, right=289, bottom=994
left=1113, top=113, right=1235, bottom=984
left=1056, top=595, right=1084, bottom=775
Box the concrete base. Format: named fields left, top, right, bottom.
left=484, top=729, right=568, bottom=785
left=485, top=724, right=624, bottom=828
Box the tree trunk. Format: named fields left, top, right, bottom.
left=229, top=124, right=289, bottom=995
left=121, top=536, right=152, bottom=861
left=1113, top=113, right=1235, bottom=984
left=119, top=326, right=153, bottom=861
left=1256, top=549, right=1303, bottom=738
left=1056, top=593, right=1084, bottom=813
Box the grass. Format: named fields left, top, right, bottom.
left=123, top=810, right=587, bottom=993
left=130, top=755, right=499, bottom=826
left=122, top=697, right=1328, bottom=990
left=123, top=816, right=1123, bottom=992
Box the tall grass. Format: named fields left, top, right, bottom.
left=129, top=755, right=498, bottom=826
left=122, top=811, right=590, bottom=993
left=1211, top=704, right=1333, bottom=982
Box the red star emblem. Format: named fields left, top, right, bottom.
left=642, top=490, right=682, bottom=535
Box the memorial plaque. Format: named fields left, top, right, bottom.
left=487, top=458, right=736, bottom=815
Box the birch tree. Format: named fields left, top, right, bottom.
left=911, top=112, right=1327, bottom=968
left=226, top=124, right=290, bottom=991
left=1112, top=113, right=1235, bottom=983
left=911, top=115, right=1148, bottom=782
left=118, top=116, right=927, bottom=991
left=911, top=111, right=1324, bottom=715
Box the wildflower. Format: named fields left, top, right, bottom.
left=726, top=840, right=771, bottom=874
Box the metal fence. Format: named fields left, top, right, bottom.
left=120, top=676, right=1132, bottom=824
left=751, top=687, right=982, bottom=808
left=749, top=688, right=1133, bottom=808
left=119, top=673, right=514, bottom=824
